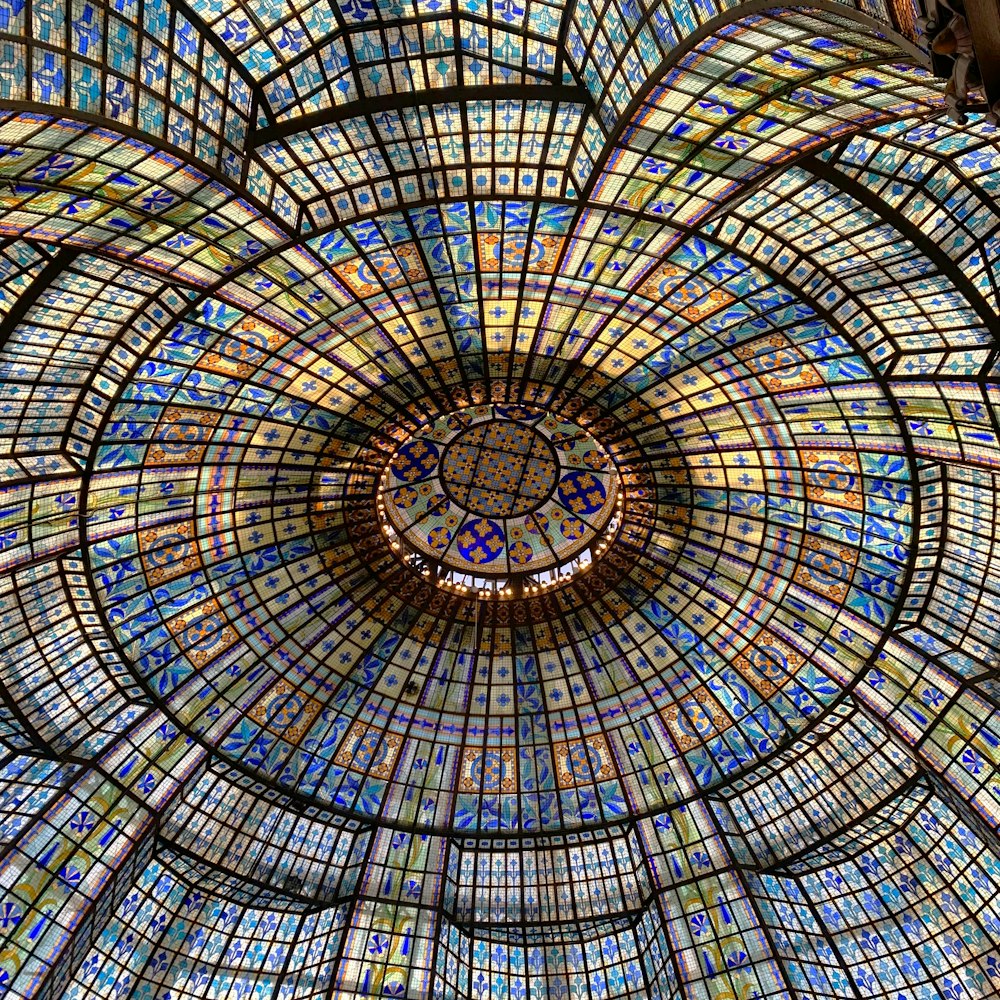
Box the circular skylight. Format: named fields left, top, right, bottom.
left=379, top=406, right=620, bottom=580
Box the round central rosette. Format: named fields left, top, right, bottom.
left=380, top=405, right=620, bottom=578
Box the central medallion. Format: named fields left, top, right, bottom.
left=440, top=420, right=557, bottom=517
left=380, top=405, right=620, bottom=581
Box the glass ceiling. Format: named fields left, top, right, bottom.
left=0, top=0, right=999, bottom=998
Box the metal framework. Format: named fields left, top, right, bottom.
left=0, top=1, right=999, bottom=999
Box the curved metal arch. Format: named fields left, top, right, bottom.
left=0, top=245, right=78, bottom=353
left=0, top=2, right=264, bottom=176
left=247, top=83, right=594, bottom=149
left=254, top=9, right=566, bottom=89
left=0, top=106, right=294, bottom=234
left=802, top=149, right=1000, bottom=345
left=168, top=0, right=274, bottom=123
left=575, top=0, right=931, bottom=203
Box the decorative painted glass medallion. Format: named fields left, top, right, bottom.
left=380, top=405, right=620, bottom=578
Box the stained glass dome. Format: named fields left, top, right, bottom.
left=1, top=0, right=999, bottom=997
left=378, top=405, right=622, bottom=581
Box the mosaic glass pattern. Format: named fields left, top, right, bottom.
left=380, top=405, right=619, bottom=577
left=1, top=0, right=999, bottom=998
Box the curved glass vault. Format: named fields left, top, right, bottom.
left=1, top=0, right=1000, bottom=997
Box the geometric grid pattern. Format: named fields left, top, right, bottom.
left=1, top=0, right=1000, bottom=999
left=442, top=421, right=556, bottom=517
